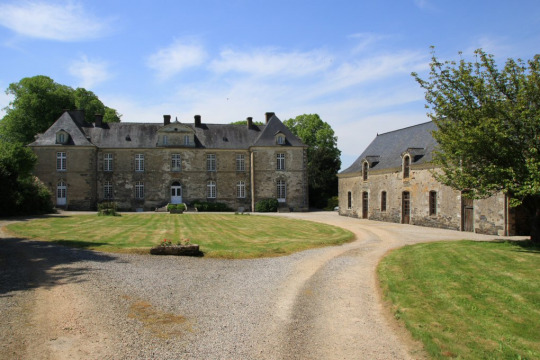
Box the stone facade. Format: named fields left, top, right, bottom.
left=338, top=121, right=517, bottom=236
left=29, top=111, right=309, bottom=212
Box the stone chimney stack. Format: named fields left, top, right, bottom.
left=265, top=112, right=275, bottom=124
left=94, top=114, right=103, bottom=127
left=164, top=115, right=171, bottom=125
left=247, top=117, right=253, bottom=129
left=194, top=115, right=202, bottom=127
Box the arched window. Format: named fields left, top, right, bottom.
left=363, top=161, right=369, bottom=181
left=403, top=155, right=410, bottom=179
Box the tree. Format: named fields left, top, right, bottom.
left=284, top=114, right=341, bottom=209
left=229, top=120, right=264, bottom=125
left=412, top=49, right=540, bottom=243
left=1, top=75, right=120, bottom=144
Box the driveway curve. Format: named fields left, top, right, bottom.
left=0, top=212, right=521, bottom=359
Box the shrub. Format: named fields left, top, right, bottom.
left=255, top=198, right=279, bottom=212
left=167, top=203, right=186, bottom=212
left=190, top=200, right=232, bottom=212
left=98, top=201, right=118, bottom=216
left=324, top=196, right=339, bottom=211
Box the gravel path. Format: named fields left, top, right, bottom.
left=0, top=212, right=523, bottom=359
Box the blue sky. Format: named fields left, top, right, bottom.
left=0, top=0, right=539, bottom=169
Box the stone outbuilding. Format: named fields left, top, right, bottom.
left=29, top=110, right=309, bottom=211
left=338, top=121, right=527, bottom=236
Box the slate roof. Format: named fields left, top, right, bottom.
left=340, top=121, right=438, bottom=175
left=29, top=112, right=306, bottom=149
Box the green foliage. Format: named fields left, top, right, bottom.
left=284, top=114, right=341, bottom=208
left=166, top=203, right=186, bottom=212
left=255, top=198, right=279, bottom=212
left=0, top=140, right=53, bottom=216
left=413, top=49, right=540, bottom=242
left=230, top=120, right=264, bottom=125
left=378, top=240, right=540, bottom=359
left=324, top=196, right=339, bottom=211
left=97, top=201, right=119, bottom=216
left=1, top=75, right=121, bottom=144
left=190, top=200, right=231, bottom=212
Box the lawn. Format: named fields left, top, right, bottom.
left=5, top=213, right=354, bottom=258
left=378, top=240, right=540, bottom=360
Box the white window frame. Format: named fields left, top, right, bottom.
left=57, top=152, right=66, bottom=171
left=104, top=181, right=113, bottom=199
left=237, top=181, right=245, bottom=198
left=135, top=181, right=144, bottom=199
left=207, top=181, right=216, bottom=198
left=207, top=154, right=216, bottom=172
left=104, top=153, right=113, bottom=172
left=57, top=181, right=67, bottom=202
left=277, top=135, right=285, bottom=145
left=58, top=133, right=65, bottom=143
left=184, top=135, right=190, bottom=145
left=171, top=154, right=181, bottom=172
left=135, top=154, right=144, bottom=172
left=277, top=153, right=285, bottom=171
left=163, top=135, right=168, bottom=145
left=236, top=154, right=245, bottom=172
left=277, top=180, right=286, bottom=202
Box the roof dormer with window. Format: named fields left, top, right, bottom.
left=55, top=130, right=70, bottom=145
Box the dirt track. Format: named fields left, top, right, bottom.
left=0, top=212, right=520, bottom=359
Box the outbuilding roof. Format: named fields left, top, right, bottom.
left=340, top=121, right=438, bottom=175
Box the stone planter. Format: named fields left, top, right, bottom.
left=150, top=244, right=200, bottom=256
left=169, top=209, right=184, bottom=214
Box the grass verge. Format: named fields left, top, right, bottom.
left=5, top=213, right=354, bottom=258
left=378, top=240, right=540, bottom=359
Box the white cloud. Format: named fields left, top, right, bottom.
left=0, top=1, right=111, bottom=41
left=210, top=48, right=332, bottom=77
left=146, top=40, right=207, bottom=80
left=69, top=56, right=111, bottom=89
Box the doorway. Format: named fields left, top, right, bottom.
left=462, top=195, right=474, bottom=232
left=171, top=182, right=182, bottom=204
left=402, top=191, right=410, bottom=224
left=57, top=181, right=67, bottom=206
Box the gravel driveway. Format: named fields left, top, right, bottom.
left=0, top=212, right=521, bottom=359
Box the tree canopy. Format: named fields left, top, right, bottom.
left=413, top=49, right=540, bottom=242
left=230, top=119, right=264, bottom=126
left=1, top=75, right=121, bottom=144
left=284, top=114, right=341, bottom=209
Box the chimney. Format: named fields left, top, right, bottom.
left=194, top=114, right=202, bottom=127
left=164, top=115, right=171, bottom=125
left=94, top=114, right=103, bottom=127
left=265, top=112, right=275, bottom=124
left=246, top=117, right=253, bottom=129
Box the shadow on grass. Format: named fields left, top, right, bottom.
left=0, top=235, right=118, bottom=297
left=484, top=239, right=540, bottom=254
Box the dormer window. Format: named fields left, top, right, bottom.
left=163, top=135, right=168, bottom=145
left=277, top=135, right=285, bottom=145
left=56, top=131, right=69, bottom=144
left=403, top=155, right=411, bottom=179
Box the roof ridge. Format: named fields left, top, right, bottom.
left=377, top=120, right=433, bottom=136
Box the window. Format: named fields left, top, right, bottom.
left=277, top=180, right=286, bottom=202
left=58, top=133, right=65, bottom=143
left=347, top=191, right=352, bottom=209
left=207, top=154, right=216, bottom=172
left=171, top=154, right=181, bottom=172
left=362, top=192, right=369, bottom=219
left=163, top=135, right=168, bottom=145
left=104, top=153, right=113, bottom=172
left=207, top=181, right=216, bottom=198
left=277, top=153, right=285, bottom=170
left=363, top=161, right=368, bottom=181
left=236, top=154, right=245, bottom=172
left=184, top=135, right=190, bottom=145
left=135, top=154, right=144, bottom=172
left=57, top=181, right=67, bottom=206
left=57, top=152, right=66, bottom=171
left=429, top=191, right=437, bottom=216
left=135, top=181, right=144, bottom=199
left=403, top=155, right=410, bottom=179
left=104, top=181, right=113, bottom=199
left=381, top=191, right=387, bottom=212
left=237, top=181, right=245, bottom=198
left=277, top=135, right=285, bottom=145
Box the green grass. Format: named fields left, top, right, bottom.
left=378, top=240, right=540, bottom=360
left=5, top=213, right=354, bottom=258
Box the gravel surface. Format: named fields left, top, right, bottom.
left=0, top=212, right=525, bottom=359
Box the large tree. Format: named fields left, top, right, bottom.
left=1, top=75, right=121, bottom=144
left=413, top=49, right=540, bottom=243
left=284, top=114, right=341, bottom=209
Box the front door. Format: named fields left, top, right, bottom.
left=171, top=182, right=182, bottom=204
left=402, top=191, right=410, bottom=224
left=57, top=181, right=67, bottom=206
left=362, top=192, right=369, bottom=219
left=462, top=196, right=474, bottom=232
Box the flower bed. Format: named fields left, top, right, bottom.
left=150, top=244, right=200, bottom=256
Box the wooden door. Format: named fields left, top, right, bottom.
left=362, top=192, right=368, bottom=219
left=402, top=191, right=410, bottom=224
left=462, top=197, right=474, bottom=232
